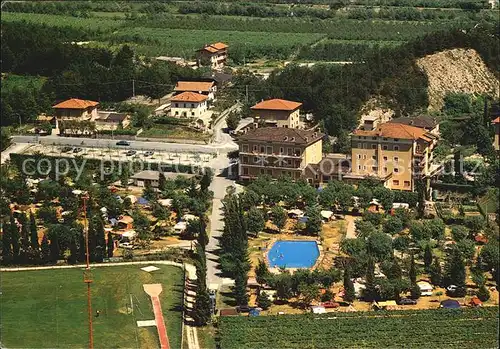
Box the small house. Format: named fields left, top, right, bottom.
left=174, top=81, right=217, bottom=101
left=52, top=98, right=99, bottom=127
left=197, top=42, right=228, bottom=69
left=170, top=92, right=208, bottom=120
left=131, top=171, right=161, bottom=188
left=95, top=111, right=130, bottom=130
left=287, top=209, right=304, bottom=218
left=320, top=210, right=334, bottom=221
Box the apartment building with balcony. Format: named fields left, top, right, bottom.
left=197, top=42, right=228, bottom=70
left=174, top=81, right=217, bottom=102
left=251, top=99, right=302, bottom=128
left=238, top=127, right=323, bottom=180
left=350, top=122, right=438, bottom=191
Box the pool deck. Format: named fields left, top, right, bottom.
left=264, top=237, right=324, bottom=274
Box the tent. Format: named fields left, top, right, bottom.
left=298, top=216, right=309, bottom=223
left=137, top=197, right=149, bottom=205
left=126, top=195, right=137, bottom=204
left=174, top=221, right=187, bottom=234
left=182, top=214, right=197, bottom=222
left=320, top=210, right=333, bottom=220
left=288, top=209, right=304, bottom=218
left=158, top=199, right=173, bottom=207
left=311, top=306, right=326, bottom=314
left=249, top=308, right=261, bottom=317
left=417, top=281, right=433, bottom=296
left=440, top=299, right=461, bottom=309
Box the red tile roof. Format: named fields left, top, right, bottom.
left=174, top=81, right=214, bottom=92
left=199, top=42, right=228, bottom=53
left=251, top=99, right=302, bottom=112
left=53, top=98, right=99, bottom=109
left=354, top=122, right=435, bottom=141
left=171, top=92, right=208, bottom=103
left=492, top=117, right=500, bottom=124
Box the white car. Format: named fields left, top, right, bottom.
left=119, top=242, right=135, bottom=249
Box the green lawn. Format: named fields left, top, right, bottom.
left=1, top=265, right=184, bottom=349
left=140, top=124, right=211, bottom=142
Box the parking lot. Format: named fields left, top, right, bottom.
left=23, top=144, right=216, bottom=166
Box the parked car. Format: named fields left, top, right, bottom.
left=236, top=305, right=251, bottom=313
left=119, top=242, right=135, bottom=249
left=73, top=147, right=83, bottom=153
left=397, top=298, right=417, bottom=305
left=61, top=146, right=73, bottom=153
left=144, top=151, right=154, bottom=157
left=446, top=284, right=466, bottom=297
left=125, top=150, right=137, bottom=156
left=321, top=301, right=340, bottom=308
left=116, top=140, right=130, bottom=146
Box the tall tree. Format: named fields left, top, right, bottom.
left=49, top=234, right=60, bottom=263
left=343, top=267, right=356, bottom=303
left=445, top=248, right=466, bottom=292
left=429, top=257, right=442, bottom=286
left=233, top=261, right=249, bottom=306
left=423, top=244, right=433, bottom=272
left=192, top=288, right=212, bottom=326
left=158, top=172, right=166, bottom=192
left=29, top=212, right=39, bottom=249
left=255, top=259, right=270, bottom=286
left=363, top=257, right=378, bottom=301
left=9, top=214, right=20, bottom=261
left=107, top=233, right=114, bottom=258
left=200, top=169, right=213, bottom=192
left=40, top=234, right=51, bottom=264
left=257, top=291, right=272, bottom=310
left=409, top=253, right=417, bottom=285
left=271, top=206, right=287, bottom=233
left=305, top=206, right=322, bottom=236
left=246, top=207, right=265, bottom=236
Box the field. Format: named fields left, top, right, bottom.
left=1, top=265, right=184, bottom=349
left=2, top=7, right=491, bottom=62
left=218, top=308, right=499, bottom=349
left=1, top=74, right=47, bottom=92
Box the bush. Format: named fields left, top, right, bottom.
left=451, top=225, right=469, bottom=241
left=477, top=285, right=490, bottom=302
left=98, top=128, right=137, bottom=135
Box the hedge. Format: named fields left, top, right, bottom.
left=98, top=129, right=138, bottom=135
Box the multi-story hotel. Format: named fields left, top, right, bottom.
left=238, top=127, right=323, bottom=180
left=350, top=121, right=438, bottom=191
left=197, top=42, right=228, bottom=70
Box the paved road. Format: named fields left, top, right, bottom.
left=0, top=143, right=32, bottom=164
left=206, top=154, right=238, bottom=289
left=12, top=135, right=238, bottom=154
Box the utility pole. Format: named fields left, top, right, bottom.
left=82, top=194, right=94, bottom=349
left=132, top=79, right=135, bottom=97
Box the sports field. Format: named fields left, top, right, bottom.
left=1, top=265, right=184, bottom=349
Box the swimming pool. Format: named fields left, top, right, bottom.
left=267, top=240, right=319, bottom=268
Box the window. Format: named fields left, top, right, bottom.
left=253, top=145, right=258, bottom=151
left=294, top=148, right=301, bottom=156
left=254, top=157, right=259, bottom=163
left=404, top=181, right=411, bottom=187
left=363, top=155, right=367, bottom=159
left=372, top=137, right=377, bottom=140
left=243, top=156, right=248, bottom=164
left=363, top=166, right=366, bottom=170
left=357, top=143, right=362, bottom=148
left=358, top=165, right=361, bottom=170
left=394, top=138, right=399, bottom=142
left=393, top=180, right=400, bottom=186
left=394, top=157, right=399, bottom=162
left=287, top=159, right=292, bottom=165
left=383, top=156, right=388, bottom=161
left=383, top=138, right=388, bottom=141
left=394, top=168, right=399, bottom=173
left=416, top=145, right=421, bottom=152
left=315, top=174, right=319, bottom=180
left=174, top=103, right=178, bottom=108
left=266, top=146, right=272, bottom=154
left=363, top=143, right=367, bottom=149
left=372, top=166, right=377, bottom=171
left=243, top=167, right=249, bottom=175
left=260, top=146, right=265, bottom=153
left=279, top=147, right=284, bottom=154
left=242, top=145, right=249, bottom=152
left=383, top=167, right=388, bottom=173
left=357, top=154, right=361, bottom=159
left=191, top=104, right=195, bottom=108
left=191, top=112, right=195, bottom=116
left=383, top=145, right=388, bottom=150
left=175, top=111, right=179, bottom=116
left=393, top=146, right=399, bottom=151
left=372, top=144, right=377, bottom=149
left=372, top=156, right=377, bottom=160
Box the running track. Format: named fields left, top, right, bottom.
left=151, top=295, right=170, bottom=349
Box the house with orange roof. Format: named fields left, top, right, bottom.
left=170, top=92, right=208, bottom=120
left=492, top=116, right=500, bottom=151
left=251, top=98, right=302, bottom=129
left=174, top=81, right=217, bottom=101
left=52, top=98, right=99, bottom=128
left=197, top=42, right=228, bottom=69
left=349, top=122, right=438, bottom=191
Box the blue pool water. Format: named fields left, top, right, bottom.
left=267, top=240, right=319, bottom=268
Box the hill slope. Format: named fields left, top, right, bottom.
left=416, top=48, right=499, bottom=111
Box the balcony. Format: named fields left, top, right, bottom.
left=240, top=150, right=302, bottom=158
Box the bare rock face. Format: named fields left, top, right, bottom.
left=416, top=48, right=499, bottom=111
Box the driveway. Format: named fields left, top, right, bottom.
left=344, top=215, right=358, bottom=239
